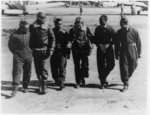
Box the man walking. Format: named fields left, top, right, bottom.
left=115, top=17, right=141, bottom=92
left=50, top=17, right=70, bottom=90
left=94, top=15, right=115, bottom=89
left=29, top=12, right=55, bottom=94
left=69, top=17, right=94, bottom=88
left=8, top=19, right=32, bottom=97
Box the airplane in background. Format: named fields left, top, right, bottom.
left=117, top=1, right=148, bottom=14
left=2, top=1, right=69, bottom=15
left=2, top=1, right=148, bottom=16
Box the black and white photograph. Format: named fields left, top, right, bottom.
left=1, top=0, right=149, bottom=114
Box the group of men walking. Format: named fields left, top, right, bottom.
left=8, top=11, right=141, bottom=98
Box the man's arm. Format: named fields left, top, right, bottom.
left=8, top=34, right=16, bottom=54
left=135, top=30, right=142, bottom=58
left=48, top=28, right=56, bottom=55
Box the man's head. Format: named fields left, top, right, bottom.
left=75, top=17, right=84, bottom=29
left=36, top=11, right=46, bottom=24
left=19, top=18, right=29, bottom=29
left=99, top=15, right=107, bottom=26
left=54, top=17, right=62, bottom=30
left=120, top=17, right=129, bottom=30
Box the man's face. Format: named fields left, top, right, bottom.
left=100, top=17, right=106, bottom=26
left=20, top=22, right=29, bottom=30
left=37, top=16, right=46, bottom=24
left=76, top=22, right=83, bottom=29
left=121, top=23, right=128, bottom=30
left=55, top=21, right=62, bottom=30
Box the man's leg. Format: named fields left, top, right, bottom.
left=72, top=51, right=81, bottom=88
left=58, top=53, right=67, bottom=90
left=41, top=54, right=50, bottom=94
left=33, top=51, right=42, bottom=92
left=119, top=55, right=129, bottom=92
left=80, top=54, right=89, bottom=85
left=50, top=53, right=59, bottom=85
left=104, top=47, right=115, bottom=85
left=97, top=48, right=105, bottom=88
left=11, top=55, right=24, bottom=97
left=22, top=55, right=32, bottom=93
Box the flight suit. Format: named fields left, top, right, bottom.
left=115, top=26, right=141, bottom=86
left=94, top=25, right=115, bottom=86
left=8, top=28, right=32, bottom=89
left=50, top=27, right=70, bottom=86
left=69, top=26, right=94, bottom=85
left=29, top=20, right=55, bottom=91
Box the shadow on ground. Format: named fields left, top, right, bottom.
left=1, top=80, right=123, bottom=99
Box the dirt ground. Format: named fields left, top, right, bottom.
left=1, top=7, right=148, bottom=114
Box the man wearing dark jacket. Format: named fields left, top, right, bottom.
left=29, top=12, right=55, bottom=94
left=94, top=15, right=115, bottom=89
left=115, top=17, right=141, bottom=92
left=69, top=17, right=94, bottom=88
left=50, top=17, right=70, bottom=90
left=8, top=19, right=32, bottom=97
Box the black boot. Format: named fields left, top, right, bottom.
left=23, top=81, right=28, bottom=93
left=59, top=82, right=65, bottom=91
left=37, top=80, right=42, bottom=93
left=41, top=80, right=47, bottom=94
left=81, top=78, right=85, bottom=86
left=122, top=83, right=129, bottom=92
left=11, top=85, right=19, bottom=97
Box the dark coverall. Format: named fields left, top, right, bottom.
left=94, top=25, right=115, bottom=85
left=29, top=21, right=55, bottom=84
left=50, top=28, right=70, bottom=85
left=115, top=27, right=141, bottom=85
left=69, top=26, right=94, bottom=85
left=8, top=29, right=32, bottom=89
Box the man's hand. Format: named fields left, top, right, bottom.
left=67, top=42, right=72, bottom=49
left=138, top=55, right=141, bottom=58
left=49, top=50, right=53, bottom=56
left=115, top=55, right=119, bottom=60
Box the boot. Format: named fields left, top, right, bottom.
left=100, top=80, right=105, bottom=89
left=59, top=83, right=65, bottom=91
left=122, top=83, right=129, bottom=92
left=74, top=84, right=80, bottom=89
left=23, top=82, right=28, bottom=93
left=37, top=80, right=42, bottom=93
left=41, top=80, right=47, bottom=94
left=81, top=78, right=85, bottom=86
left=11, top=85, right=19, bottom=97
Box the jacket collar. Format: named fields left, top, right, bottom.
left=32, top=20, right=49, bottom=29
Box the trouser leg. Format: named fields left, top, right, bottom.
left=33, top=52, right=42, bottom=80
left=80, top=54, right=89, bottom=85
left=97, top=49, right=105, bottom=85
left=22, top=55, right=32, bottom=89
left=119, top=55, right=129, bottom=85
left=104, top=47, right=115, bottom=83
left=12, top=55, right=24, bottom=86
left=72, top=52, right=81, bottom=85
left=11, top=55, right=24, bottom=97
left=50, top=53, right=59, bottom=83
left=58, top=54, right=67, bottom=85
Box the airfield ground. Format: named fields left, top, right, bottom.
left=1, top=7, right=148, bottom=114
